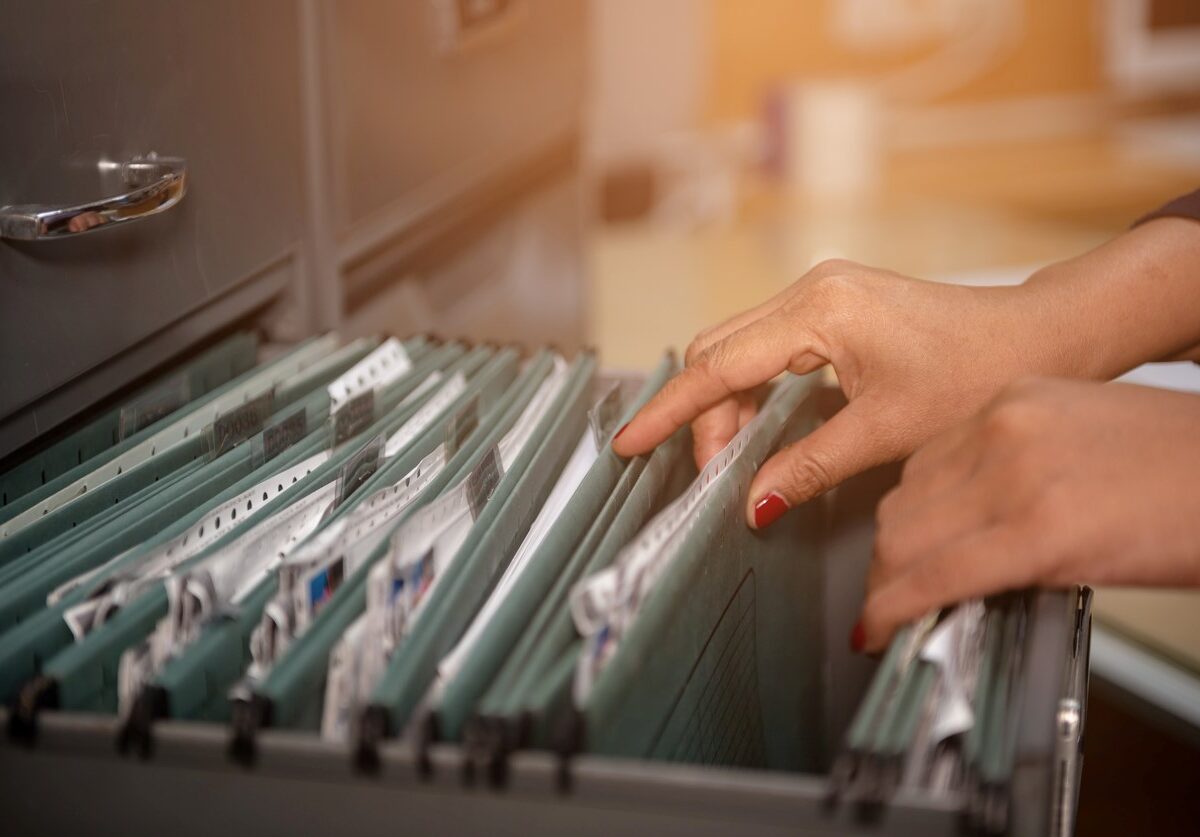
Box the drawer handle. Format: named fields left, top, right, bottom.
left=0, top=153, right=187, bottom=241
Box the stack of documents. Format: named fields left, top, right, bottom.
left=0, top=330, right=1078, bottom=831
left=829, top=588, right=1092, bottom=835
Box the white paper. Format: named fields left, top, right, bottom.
left=327, top=337, right=411, bottom=413
left=917, top=601, right=987, bottom=744
left=437, top=427, right=597, bottom=688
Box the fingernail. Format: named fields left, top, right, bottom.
left=850, top=621, right=865, bottom=654
left=752, top=491, right=788, bottom=529
left=613, top=422, right=630, bottom=443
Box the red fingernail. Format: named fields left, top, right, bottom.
left=752, top=491, right=788, bottom=529
left=850, top=621, right=865, bottom=654
left=613, top=422, right=630, bottom=442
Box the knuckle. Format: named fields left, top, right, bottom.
left=685, top=327, right=719, bottom=366
left=982, top=395, right=1040, bottom=442
left=691, top=343, right=731, bottom=384
left=784, top=450, right=836, bottom=497
left=688, top=345, right=719, bottom=377
left=808, top=257, right=858, bottom=278
left=804, top=267, right=851, bottom=300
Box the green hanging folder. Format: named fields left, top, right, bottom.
left=0, top=338, right=386, bottom=566
left=34, top=443, right=335, bottom=713
left=0, top=458, right=206, bottom=592
left=0, top=338, right=395, bottom=627
left=433, top=355, right=679, bottom=741
left=3, top=337, right=450, bottom=597
left=0, top=331, right=259, bottom=510
left=470, top=418, right=693, bottom=755
left=519, top=645, right=577, bottom=746
left=0, top=342, right=467, bottom=707
left=0, top=449, right=270, bottom=632
left=0, top=334, right=340, bottom=534
left=577, top=374, right=825, bottom=773
left=0, top=336, right=386, bottom=575
left=365, top=352, right=597, bottom=739
left=0, top=330, right=420, bottom=549
left=150, top=574, right=280, bottom=723
left=29, top=344, right=489, bottom=713
left=246, top=350, right=550, bottom=733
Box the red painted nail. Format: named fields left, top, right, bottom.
left=752, top=491, right=788, bottom=529
left=612, top=422, right=630, bottom=443
left=850, top=621, right=865, bottom=654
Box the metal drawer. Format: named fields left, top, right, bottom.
left=321, top=0, right=585, bottom=253
left=0, top=458, right=1089, bottom=836
left=0, top=0, right=306, bottom=459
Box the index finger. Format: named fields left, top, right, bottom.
left=613, top=313, right=826, bottom=457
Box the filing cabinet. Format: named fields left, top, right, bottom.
left=0, top=1, right=308, bottom=459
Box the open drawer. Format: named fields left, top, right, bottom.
left=0, top=358, right=1091, bottom=835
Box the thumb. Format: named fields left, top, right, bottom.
left=745, top=396, right=894, bottom=528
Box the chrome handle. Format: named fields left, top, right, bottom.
left=0, top=153, right=187, bottom=241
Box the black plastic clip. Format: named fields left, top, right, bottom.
left=461, top=716, right=487, bottom=788
left=462, top=714, right=512, bottom=790
left=552, top=707, right=585, bottom=795
left=117, top=685, right=168, bottom=760
left=229, top=694, right=271, bottom=768
left=355, top=704, right=390, bottom=776
left=485, top=717, right=512, bottom=791
left=7, top=675, right=58, bottom=747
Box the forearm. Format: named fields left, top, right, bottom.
left=1016, top=216, right=1200, bottom=379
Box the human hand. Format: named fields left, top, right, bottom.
left=612, top=259, right=1075, bottom=528
left=859, top=377, right=1200, bottom=653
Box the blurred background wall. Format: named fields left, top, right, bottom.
left=585, top=0, right=1200, bottom=367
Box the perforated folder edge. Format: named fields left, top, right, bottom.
left=489, top=422, right=693, bottom=727
left=0, top=331, right=259, bottom=509
left=254, top=350, right=550, bottom=728
left=0, top=337, right=389, bottom=567
left=579, top=374, right=820, bottom=762
left=0, top=341, right=461, bottom=704
left=0, top=339, right=416, bottom=629
left=122, top=342, right=482, bottom=581
left=0, top=338, right=459, bottom=619
left=471, top=453, right=626, bottom=720
left=367, top=352, right=598, bottom=736
left=0, top=335, right=393, bottom=570
left=462, top=428, right=694, bottom=777
left=0, top=458, right=208, bottom=593
left=0, top=449, right=254, bottom=635
left=0, top=335, right=340, bottom=530
left=13, top=346, right=487, bottom=711
left=435, top=353, right=679, bottom=740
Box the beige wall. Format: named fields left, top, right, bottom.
left=708, top=0, right=1107, bottom=120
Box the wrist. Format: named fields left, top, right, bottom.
left=970, top=277, right=1112, bottom=382
left=1013, top=265, right=1114, bottom=380
left=1016, top=218, right=1200, bottom=380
